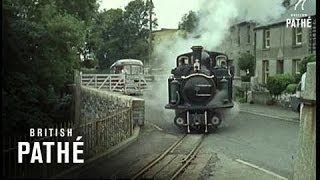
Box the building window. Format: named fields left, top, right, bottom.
left=262, top=60, right=269, bottom=84
left=293, top=27, right=302, bottom=45
left=276, top=60, right=284, bottom=74
left=263, top=29, right=270, bottom=48
left=292, top=59, right=301, bottom=75
left=247, top=25, right=251, bottom=43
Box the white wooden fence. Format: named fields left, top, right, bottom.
left=80, top=73, right=147, bottom=94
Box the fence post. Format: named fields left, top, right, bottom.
left=293, top=62, right=316, bottom=180
left=132, top=99, right=145, bottom=126
left=74, top=70, right=81, bottom=127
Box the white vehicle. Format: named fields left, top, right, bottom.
left=290, top=72, right=306, bottom=112
left=110, top=59, right=147, bottom=95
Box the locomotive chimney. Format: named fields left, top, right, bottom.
left=191, top=46, right=203, bottom=63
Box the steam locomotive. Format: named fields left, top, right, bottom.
left=165, top=46, right=234, bottom=133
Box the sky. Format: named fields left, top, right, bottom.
left=99, top=0, right=200, bottom=29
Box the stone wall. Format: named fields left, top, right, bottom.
left=251, top=91, right=272, bottom=104
left=71, top=79, right=145, bottom=161
left=79, top=86, right=144, bottom=127
left=293, top=62, right=316, bottom=180
left=76, top=86, right=145, bottom=158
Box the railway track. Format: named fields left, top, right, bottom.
left=131, top=133, right=206, bottom=180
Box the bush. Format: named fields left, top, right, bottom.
left=286, top=83, right=297, bottom=94
left=234, top=86, right=244, bottom=98
left=238, top=52, right=255, bottom=76
left=300, top=54, right=316, bottom=75
left=293, top=73, right=302, bottom=84
left=266, top=74, right=294, bottom=97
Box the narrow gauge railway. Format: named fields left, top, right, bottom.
left=131, top=134, right=206, bottom=180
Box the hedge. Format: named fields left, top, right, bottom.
left=266, top=74, right=294, bottom=97
left=286, top=83, right=297, bottom=94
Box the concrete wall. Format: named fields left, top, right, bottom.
left=293, top=62, right=316, bottom=180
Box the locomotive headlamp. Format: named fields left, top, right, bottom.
left=194, top=59, right=200, bottom=71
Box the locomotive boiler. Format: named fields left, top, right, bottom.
left=165, top=46, right=234, bottom=133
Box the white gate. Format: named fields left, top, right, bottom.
left=81, top=73, right=147, bottom=94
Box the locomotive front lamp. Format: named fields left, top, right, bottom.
left=194, top=59, right=200, bottom=72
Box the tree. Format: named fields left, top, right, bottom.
left=3, top=0, right=89, bottom=134
left=93, top=8, right=127, bottom=69
left=92, top=0, right=158, bottom=69
left=178, top=11, right=199, bottom=33
left=238, top=52, right=255, bottom=76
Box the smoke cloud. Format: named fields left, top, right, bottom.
left=144, top=0, right=285, bottom=126
left=153, top=0, right=286, bottom=68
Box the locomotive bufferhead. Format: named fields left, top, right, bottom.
left=165, top=46, right=234, bottom=133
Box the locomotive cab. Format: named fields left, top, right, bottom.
left=165, top=46, right=234, bottom=133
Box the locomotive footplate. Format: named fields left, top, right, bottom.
left=165, top=103, right=234, bottom=110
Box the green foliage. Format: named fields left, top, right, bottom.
left=92, top=0, right=158, bottom=69
left=234, top=87, right=244, bottom=99
left=3, top=0, right=90, bottom=134
left=178, top=11, right=199, bottom=33
left=3, top=0, right=160, bottom=134
left=81, top=59, right=98, bottom=69
left=238, top=52, right=255, bottom=76
left=266, top=74, right=294, bottom=97
left=293, top=73, right=302, bottom=84
left=299, top=54, right=316, bottom=75
left=286, top=83, right=297, bottom=94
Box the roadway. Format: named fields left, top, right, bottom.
left=63, top=78, right=299, bottom=179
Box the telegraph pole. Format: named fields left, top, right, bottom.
left=148, top=0, right=153, bottom=67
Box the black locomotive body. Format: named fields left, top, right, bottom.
left=165, top=46, right=234, bottom=133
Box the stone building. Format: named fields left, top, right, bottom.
left=217, top=21, right=256, bottom=80
left=254, top=0, right=316, bottom=84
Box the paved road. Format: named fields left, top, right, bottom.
left=65, top=80, right=299, bottom=179
left=142, top=80, right=299, bottom=179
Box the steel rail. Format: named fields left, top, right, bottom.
left=170, top=134, right=206, bottom=180
left=131, top=134, right=188, bottom=180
